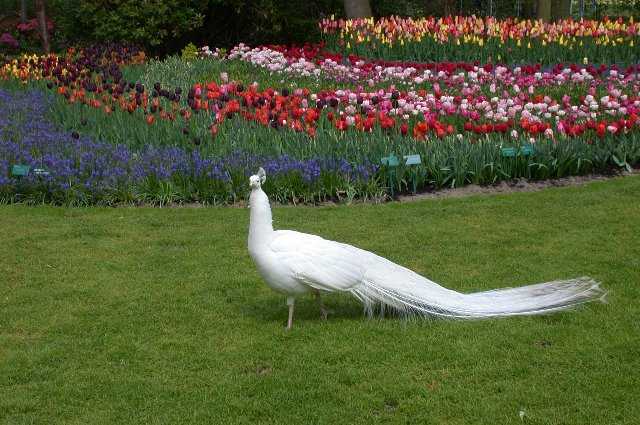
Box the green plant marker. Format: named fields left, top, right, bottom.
left=11, top=164, right=30, bottom=177
left=404, top=154, right=422, bottom=194
left=404, top=154, right=421, bottom=166
left=381, top=154, right=399, bottom=197
left=520, top=145, right=534, bottom=156
left=501, top=147, right=517, bottom=158
left=381, top=154, right=400, bottom=167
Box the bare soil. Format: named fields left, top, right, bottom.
left=396, top=170, right=640, bottom=203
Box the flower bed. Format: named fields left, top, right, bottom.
left=0, top=89, right=377, bottom=205
left=320, top=15, right=640, bottom=65
left=35, top=48, right=640, bottom=143
left=229, top=42, right=640, bottom=88
left=2, top=34, right=640, bottom=205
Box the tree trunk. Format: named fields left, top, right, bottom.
left=537, top=0, right=552, bottom=21
left=35, top=0, right=50, bottom=54
left=20, top=0, right=27, bottom=23
left=440, top=0, right=457, bottom=15
left=343, top=0, right=372, bottom=18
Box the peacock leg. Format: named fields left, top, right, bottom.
left=315, top=290, right=328, bottom=320
left=286, top=296, right=295, bottom=330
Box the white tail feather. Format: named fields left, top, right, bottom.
left=351, top=272, right=604, bottom=319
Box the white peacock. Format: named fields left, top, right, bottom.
left=247, top=168, right=604, bottom=329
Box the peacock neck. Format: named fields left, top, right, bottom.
left=249, top=187, right=274, bottom=247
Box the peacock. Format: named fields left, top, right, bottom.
left=247, top=168, right=605, bottom=329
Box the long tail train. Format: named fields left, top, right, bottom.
left=350, top=261, right=605, bottom=318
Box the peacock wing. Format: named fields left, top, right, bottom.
left=268, top=230, right=367, bottom=292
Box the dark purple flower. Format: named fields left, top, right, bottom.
left=0, top=32, right=18, bottom=49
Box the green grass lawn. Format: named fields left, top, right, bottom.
left=1, top=176, right=639, bottom=425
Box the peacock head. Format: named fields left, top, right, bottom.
left=249, top=167, right=266, bottom=190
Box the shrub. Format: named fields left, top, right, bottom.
left=49, top=0, right=205, bottom=50
left=181, top=42, right=199, bottom=61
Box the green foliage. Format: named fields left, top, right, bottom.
left=370, top=0, right=638, bottom=19
left=371, top=0, right=537, bottom=19
left=196, top=0, right=343, bottom=48
left=45, top=0, right=344, bottom=53
left=180, top=42, right=199, bottom=61
left=588, top=0, right=640, bottom=18
left=48, top=0, right=205, bottom=50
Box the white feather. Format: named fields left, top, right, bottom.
left=247, top=172, right=605, bottom=320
